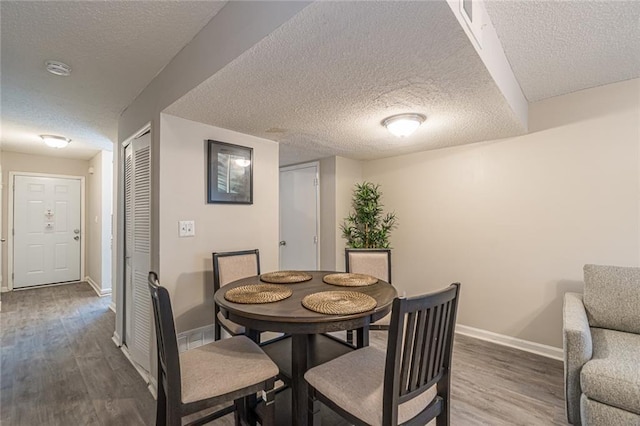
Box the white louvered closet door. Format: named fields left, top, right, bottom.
left=124, top=132, right=152, bottom=373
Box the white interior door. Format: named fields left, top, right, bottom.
left=124, top=132, right=151, bottom=372
left=279, top=163, right=319, bottom=270
left=13, top=175, right=81, bottom=288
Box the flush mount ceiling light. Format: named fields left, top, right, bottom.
left=40, top=135, right=71, bottom=149
left=382, top=113, right=426, bottom=137
left=45, top=60, right=72, bottom=76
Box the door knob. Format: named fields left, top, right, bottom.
left=279, top=240, right=286, bottom=246
left=0, top=238, right=5, bottom=243
left=74, top=236, right=80, bottom=241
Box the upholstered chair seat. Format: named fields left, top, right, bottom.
left=307, top=283, right=461, bottom=426
left=148, top=272, right=278, bottom=426
left=180, top=336, right=278, bottom=404
left=305, top=346, right=437, bottom=426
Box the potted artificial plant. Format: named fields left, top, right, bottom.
left=340, top=181, right=398, bottom=248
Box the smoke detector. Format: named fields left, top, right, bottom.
left=45, top=60, right=72, bottom=76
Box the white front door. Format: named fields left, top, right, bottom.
left=13, top=175, right=81, bottom=288
left=279, top=162, right=319, bottom=270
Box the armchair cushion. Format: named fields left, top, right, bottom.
left=580, top=328, right=640, bottom=415
left=563, top=292, right=593, bottom=425
left=583, top=264, right=640, bottom=334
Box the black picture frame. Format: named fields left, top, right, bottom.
left=207, top=140, right=253, bottom=204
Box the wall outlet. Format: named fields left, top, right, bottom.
left=178, top=220, right=195, bottom=237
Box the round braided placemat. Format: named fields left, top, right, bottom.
left=260, top=271, right=313, bottom=284
left=301, top=291, right=377, bottom=315
left=323, top=273, right=378, bottom=287
left=224, top=284, right=292, bottom=304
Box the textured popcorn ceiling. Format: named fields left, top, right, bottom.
left=166, top=1, right=526, bottom=166
left=0, top=1, right=226, bottom=159
left=485, top=0, right=640, bottom=102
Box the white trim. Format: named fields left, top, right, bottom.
left=109, top=302, right=116, bottom=313
left=148, top=376, right=158, bottom=400
left=86, top=276, right=112, bottom=297
left=177, top=324, right=216, bottom=352
left=8, top=172, right=86, bottom=291
left=456, top=324, right=563, bottom=361
left=112, top=331, right=122, bottom=347
left=279, top=161, right=321, bottom=270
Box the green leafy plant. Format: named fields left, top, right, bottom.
left=340, top=182, right=398, bottom=248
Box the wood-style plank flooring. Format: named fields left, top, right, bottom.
left=0, top=282, right=567, bottom=425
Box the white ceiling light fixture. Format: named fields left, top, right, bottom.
left=45, top=60, right=72, bottom=76
left=382, top=113, right=426, bottom=137
left=40, top=135, right=71, bottom=148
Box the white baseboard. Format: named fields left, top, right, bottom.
left=1, top=286, right=8, bottom=293
left=148, top=376, right=158, bottom=400
left=177, top=324, right=216, bottom=352
left=112, top=331, right=122, bottom=347
left=456, top=324, right=563, bottom=361
left=86, top=276, right=112, bottom=297
left=108, top=302, right=116, bottom=313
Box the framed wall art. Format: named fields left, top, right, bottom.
left=207, top=140, right=253, bottom=204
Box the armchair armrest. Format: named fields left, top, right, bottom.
left=563, top=292, right=593, bottom=424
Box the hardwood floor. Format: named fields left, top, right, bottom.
left=0, top=282, right=567, bottom=425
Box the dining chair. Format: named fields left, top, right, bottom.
left=306, top=283, right=461, bottom=426
left=148, top=271, right=278, bottom=426
left=212, top=249, right=260, bottom=341
left=345, top=248, right=392, bottom=346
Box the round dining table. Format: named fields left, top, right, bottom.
left=214, top=270, right=397, bottom=426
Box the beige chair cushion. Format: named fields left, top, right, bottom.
left=180, top=336, right=278, bottom=404
left=583, top=264, right=640, bottom=334
left=347, top=251, right=390, bottom=282
left=217, top=311, right=246, bottom=335
left=216, top=254, right=259, bottom=287
left=580, top=328, right=640, bottom=415
left=305, top=346, right=436, bottom=425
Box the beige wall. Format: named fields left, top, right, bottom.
left=1, top=151, right=91, bottom=289
left=319, top=157, right=336, bottom=270
left=87, top=151, right=113, bottom=293
left=334, top=157, right=363, bottom=270
left=362, top=78, right=640, bottom=348
left=159, top=113, right=279, bottom=333
left=319, top=156, right=363, bottom=271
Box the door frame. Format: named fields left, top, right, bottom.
left=279, top=161, right=321, bottom=269
left=7, top=172, right=86, bottom=291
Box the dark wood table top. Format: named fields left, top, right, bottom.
left=214, top=270, right=397, bottom=334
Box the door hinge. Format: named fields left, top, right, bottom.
left=313, top=236, right=318, bottom=244
left=313, top=177, right=319, bottom=186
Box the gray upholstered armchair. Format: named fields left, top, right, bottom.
left=563, top=264, right=640, bottom=425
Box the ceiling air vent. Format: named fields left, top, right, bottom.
left=45, top=60, right=72, bottom=76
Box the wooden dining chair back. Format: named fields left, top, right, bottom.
left=212, top=249, right=260, bottom=340
left=306, top=283, right=460, bottom=426
left=148, top=272, right=278, bottom=426
left=345, top=248, right=392, bottom=345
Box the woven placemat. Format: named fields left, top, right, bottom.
left=302, top=291, right=377, bottom=315
left=323, top=273, right=378, bottom=287
left=224, top=284, right=292, bottom=304
left=260, top=271, right=313, bottom=284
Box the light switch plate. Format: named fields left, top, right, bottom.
left=178, top=220, right=195, bottom=237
